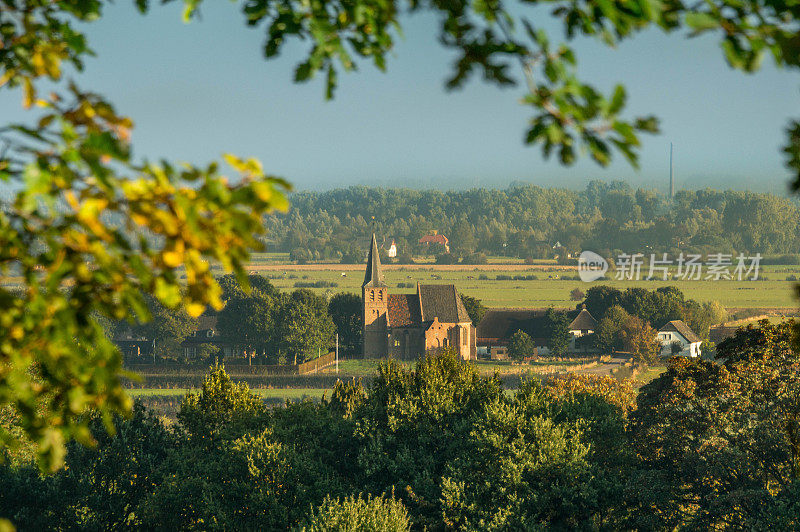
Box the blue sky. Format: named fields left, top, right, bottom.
left=2, top=2, right=798, bottom=193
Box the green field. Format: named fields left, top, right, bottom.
left=128, top=387, right=329, bottom=400
left=245, top=266, right=800, bottom=309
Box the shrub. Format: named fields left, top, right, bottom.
left=294, top=281, right=339, bottom=288
left=570, top=287, right=585, bottom=301
left=301, top=494, right=410, bottom=532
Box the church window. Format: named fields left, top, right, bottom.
left=378, top=290, right=383, bottom=301
left=370, top=290, right=375, bottom=301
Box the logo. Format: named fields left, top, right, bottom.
left=578, top=251, right=608, bottom=282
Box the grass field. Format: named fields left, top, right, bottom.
left=239, top=264, right=800, bottom=309
left=128, top=387, right=329, bottom=400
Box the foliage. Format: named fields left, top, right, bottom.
left=544, top=307, right=572, bottom=356
left=629, top=320, right=800, bottom=528
left=507, top=329, right=535, bottom=361
left=276, top=290, right=336, bottom=363
left=569, top=287, right=585, bottom=301
left=584, top=285, right=719, bottom=338
left=596, top=305, right=631, bottom=352
left=328, top=293, right=363, bottom=358
left=2, top=343, right=800, bottom=529
left=265, top=185, right=800, bottom=261
left=620, top=315, right=661, bottom=364
left=459, top=294, right=486, bottom=327
left=216, top=287, right=277, bottom=358
left=301, top=493, right=410, bottom=532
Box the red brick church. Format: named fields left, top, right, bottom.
left=362, top=234, right=476, bottom=360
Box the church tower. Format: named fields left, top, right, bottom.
left=362, top=233, right=388, bottom=357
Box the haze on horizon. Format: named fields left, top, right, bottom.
left=1, top=2, right=797, bottom=195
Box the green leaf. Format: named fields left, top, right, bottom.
left=685, top=12, right=719, bottom=32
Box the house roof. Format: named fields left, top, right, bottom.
left=419, top=234, right=449, bottom=245
left=477, top=309, right=549, bottom=341
left=419, top=284, right=470, bottom=323
left=362, top=233, right=387, bottom=288
left=387, top=294, right=421, bottom=327
left=659, top=320, right=701, bottom=343
left=568, top=307, right=597, bottom=331
left=709, top=325, right=738, bottom=344
left=197, top=314, right=218, bottom=331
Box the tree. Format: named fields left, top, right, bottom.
left=275, top=290, right=336, bottom=363
left=216, top=288, right=278, bottom=362
left=596, top=305, right=631, bottom=353
left=127, top=295, right=197, bottom=362
left=545, top=308, right=572, bottom=357
left=620, top=316, right=661, bottom=365
left=507, top=330, right=536, bottom=361
left=328, top=293, right=363, bottom=358
left=670, top=341, right=683, bottom=355
left=460, top=294, right=487, bottom=327
left=629, top=321, right=800, bottom=528
left=570, top=287, right=585, bottom=301
left=302, top=494, right=410, bottom=532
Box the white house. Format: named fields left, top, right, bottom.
left=657, top=320, right=702, bottom=358
left=386, top=239, right=397, bottom=258
left=567, top=305, right=598, bottom=353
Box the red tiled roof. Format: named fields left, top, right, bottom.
left=419, top=234, right=449, bottom=245
left=388, top=294, right=421, bottom=327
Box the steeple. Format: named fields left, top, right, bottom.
left=362, top=233, right=386, bottom=288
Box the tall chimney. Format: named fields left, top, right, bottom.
left=669, top=142, right=674, bottom=199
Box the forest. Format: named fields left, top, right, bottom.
left=264, top=183, right=800, bottom=263
left=2, top=320, right=798, bottom=530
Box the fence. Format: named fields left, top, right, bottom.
left=297, top=352, right=337, bottom=374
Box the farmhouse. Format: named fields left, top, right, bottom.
left=657, top=320, right=702, bottom=357
left=476, top=309, right=552, bottom=358
left=362, top=234, right=476, bottom=360
left=567, top=305, right=599, bottom=353
left=418, top=231, right=450, bottom=253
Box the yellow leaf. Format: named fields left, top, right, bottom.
left=185, top=302, right=205, bottom=317
left=22, top=78, right=34, bottom=109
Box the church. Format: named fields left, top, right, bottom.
left=362, top=234, right=477, bottom=360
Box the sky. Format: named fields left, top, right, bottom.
left=1, top=2, right=798, bottom=194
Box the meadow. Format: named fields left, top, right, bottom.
left=241, top=261, right=800, bottom=310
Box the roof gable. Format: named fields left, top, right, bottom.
left=418, top=284, right=470, bottom=323
left=568, top=308, right=598, bottom=331
left=659, top=320, right=701, bottom=343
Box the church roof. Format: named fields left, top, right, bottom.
left=362, top=233, right=387, bottom=288
left=385, top=285, right=469, bottom=327
left=419, top=284, right=470, bottom=323
left=387, top=294, right=421, bottom=327
left=659, top=320, right=701, bottom=343
left=568, top=307, right=597, bottom=331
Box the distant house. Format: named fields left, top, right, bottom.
left=567, top=305, right=598, bottom=353
left=657, top=320, right=702, bottom=357
left=418, top=231, right=450, bottom=253
left=386, top=239, right=397, bottom=258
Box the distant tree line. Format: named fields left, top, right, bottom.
left=262, top=183, right=800, bottom=263
left=2, top=321, right=798, bottom=529
left=109, top=275, right=363, bottom=365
